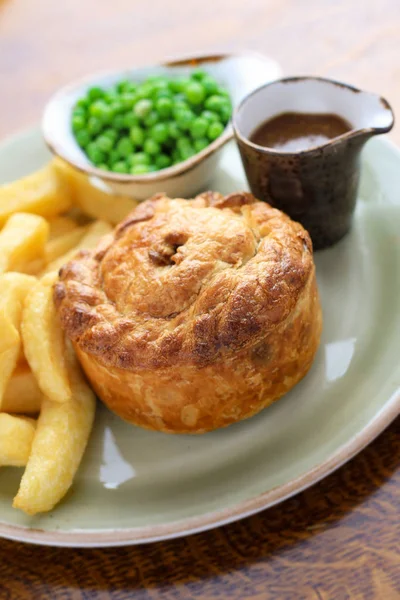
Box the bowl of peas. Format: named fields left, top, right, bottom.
left=43, top=53, right=281, bottom=200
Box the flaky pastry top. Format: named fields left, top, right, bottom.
left=54, top=192, right=313, bottom=370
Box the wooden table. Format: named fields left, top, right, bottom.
left=1, top=1, right=399, bottom=597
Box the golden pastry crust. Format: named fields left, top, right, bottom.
left=54, top=191, right=322, bottom=433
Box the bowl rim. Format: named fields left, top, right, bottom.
left=232, top=75, right=395, bottom=157
left=42, top=51, right=278, bottom=185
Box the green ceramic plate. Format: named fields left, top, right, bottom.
left=0, top=128, right=399, bottom=547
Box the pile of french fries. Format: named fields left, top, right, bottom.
left=0, top=158, right=137, bottom=515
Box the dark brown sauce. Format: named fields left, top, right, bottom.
left=250, top=112, right=352, bottom=152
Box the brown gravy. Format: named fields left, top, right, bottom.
left=250, top=112, right=352, bottom=152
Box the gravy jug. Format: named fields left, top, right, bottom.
left=233, top=77, right=394, bottom=249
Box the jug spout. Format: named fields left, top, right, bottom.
left=342, top=86, right=394, bottom=140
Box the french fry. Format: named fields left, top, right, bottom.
left=13, top=345, right=96, bottom=515
left=48, top=216, right=79, bottom=239
left=21, top=273, right=71, bottom=403
left=45, top=226, right=87, bottom=263
left=0, top=414, right=36, bottom=467
left=2, top=363, right=42, bottom=414
left=53, top=158, right=137, bottom=225
left=0, top=163, right=72, bottom=227
left=0, top=213, right=49, bottom=274
left=44, top=219, right=112, bottom=274
left=0, top=273, right=36, bottom=406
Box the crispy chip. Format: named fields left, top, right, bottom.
left=0, top=414, right=36, bottom=467
left=0, top=273, right=36, bottom=406
left=0, top=164, right=71, bottom=227
left=21, top=273, right=71, bottom=403
left=0, top=213, right=49, bottom=274
left=13, top=345, right=96, bottom=514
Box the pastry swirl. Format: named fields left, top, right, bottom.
left=54, top=192, right=322, bottom=433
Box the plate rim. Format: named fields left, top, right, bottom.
left=1, top=391, right=398, bottom=547
left=0, top=129, right=399, bottom=548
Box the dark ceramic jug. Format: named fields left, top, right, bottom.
left=233, top=77, right=394, bottom=250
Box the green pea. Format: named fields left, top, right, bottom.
left=207, top=121, right=224, bottom=140
left=120, top=93, right=137, bottom=110
left=180, top=146, right=195, bottom=161
left=123, top=112, right=138, bottom=129
left=109, top=149, right=120, bottom=164
left=220, top=108, right=232, bottom=125
left=112, top=161, right=129, bottom=174
left=136, top=83, right=154, bottom=99
left=129, top=125, right=145, bottom=147
left=202, top=76, right=219, bottom=96
left=168, top=78, right=189, bottom=93
left=109, top=100, right=125, bottom=115
left=191, top=69, right=207, bottom=81
left=75, top=129, right=91, bottom=148
left=130, top=165, right=155, bottom=175
left=103, top=91, right=118, bottom=105
left=102, top=105, right=114, bottom=123
left=177, top=135, right=191, bottom=150
left=130, top=164, right=152, bottom=175
left=150, top=80, right=169, bottom=96
left=154, top=89, right=172, bottom=101
left=87, top=87, right=104, bottom=101
left=176, top=137, right=194, bottom=160
left=173, top=99, right=190, bottom=114
left=86, top=143, right=106, bottom=165
left=173, top=93, right=186, bottom=103
left=89, top=100, right=110, bottom=120
left=190, top=117, right=208, bottom=139
left=185, top=81, right=205, bottom=105
left=87, top=116, right=103, bottom=136
left=205, top=95, right=227, bottom=114
left=155, top=154, right=172, bottom=169
left=144, top=139, right=160, bottom=156
left=72, top=114, right=86, bottom=132
left=201, top=110, right=219, bottom=123
left=112, top=114, right=126, bottom=130
left=72, top=106, right=86, bottom=118
left=143, top=110, right=159, bottom=127
left=151, top=123, right=169, bottom=143
left=194, top=137, right=209, bottom=152
left=103, top=128, right=118, bottom=142
left=168, top=121, right=180, bottom=139
left=75, top=98, right=89, bottom=110
left=134, top=99, right=153, bottom=119
left=122, top=82, right=138, bottom=95
left=116, top=80, right=131, bottom=93
left=97, top=163, right=109, bottom=171
left=117, top=137, right=133, bottom=157
left=156, top=97, right=173, bottom=118
left=216, top=87, right=231, bottom=98
left=175, top=109, right=194, bottom=130
left=96, top=135, right=113, bottom=153
left=128, top=152, right=150, bottom=166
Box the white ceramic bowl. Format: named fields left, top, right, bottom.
left=42, top=52, right=281, bottom=200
